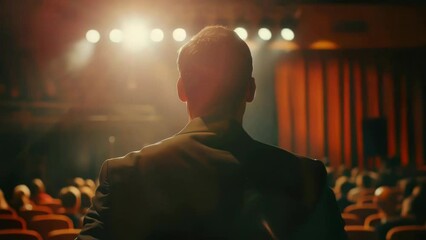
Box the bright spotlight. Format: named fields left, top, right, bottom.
left=150, top=28, right=164, bottom=42
left=173, top=28, right=187, bottom=42
left=258, top=28, right=272, bottom=41
left=86, top=29, right=100, bottom=43
left=234, top=27, right=248, bottom=40
left=122, top=19, right=148, bottom=51
left=109, top=29, right=123, bottom=43
left=281, top=28, right=295, bottom=41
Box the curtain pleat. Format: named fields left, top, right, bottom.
left=275, top=49, right=425, bottom=170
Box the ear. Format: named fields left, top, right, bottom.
left=177, top=77, right=188, bottom=102
left=245, top=77, right=256, bottom=102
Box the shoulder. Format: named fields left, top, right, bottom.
left=100, top=134, right=192, bottom=175
left=251, top=140, right=327, bottom=179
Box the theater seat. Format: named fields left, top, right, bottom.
left=341, top=213, right=363, bottom=226
left=386, top=225, right=426, bottom=240
left=19, top=206, right=52, bottom=223
left=28, top=214, right=72, bottom=240
left=344, top=204, right=379, bottom=222
left=0, top=229, right=42, bottom=240
left=47, top=228, right=81, bottom=240
left=345, top=225, right=377, bottom=240
left=40, top=199, right=64, bottom=214
left=0, top=215, right=26, bottom=229
left=364, top=214, right=381, bottom=228
left=0, top=208, right=16, bottom=216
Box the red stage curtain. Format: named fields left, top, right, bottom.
left=275, top=49, right=425, bottom=170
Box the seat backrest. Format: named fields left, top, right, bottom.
left=345, top=225, right=378, bottom=240
left=364, top=213, right=382, bottom=228
left=0, top=229, right=42, bottom=240
left=19, top=206, right=52, bottom=223
left=0, top=208, right=16, bottom=216
left=0, top=215, right=26, bottom=229
left=28, top=214, right=72, bottom=240
left=357, top=196, right=375, bottom=205
left=344, top=204, right=379, bottom=221
left=47, top=228, right=81, bottom=240
left=386, top=225, right=426, bottom=240
left=341, top=213, right=363, bottom=226
left=40, top=199, right=64, bottom=214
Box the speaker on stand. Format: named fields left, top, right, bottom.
left=362, top=118, right=388, bottom=170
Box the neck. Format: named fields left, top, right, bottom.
left=187, top=103, right=246, bottom=125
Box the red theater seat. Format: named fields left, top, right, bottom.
left=47, top=228, right=81, bottom=240
left=28, top=214, right=73, bottom=240
left=0, top=229, right=42, bottom=240
left=386, top=225, right=426, bottom=240
left=0, top=215, right=26, bottom=230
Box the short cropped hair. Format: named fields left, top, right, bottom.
left=59, top=186, right=81, bottom=209
left=177, top=26, right=253, bottom=112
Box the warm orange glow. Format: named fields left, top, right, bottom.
left=270, top=41, right=299, bottom=51
left=310, top=40, right=339, bottom=49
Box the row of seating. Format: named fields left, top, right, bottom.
left=345, top=225, right=426, bottom=240
left=341, top=203, right=426, bottom=240
left=0, top=229, right=80, bottom=240
left=0, top=206, right=80, bottom=240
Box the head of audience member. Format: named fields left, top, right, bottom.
left=356, top=173, right=374, bottom=189
left=177, top=26, right=255, bottom=122
left=409, top=182, right=426, bottom=223
left=28, top=178, right=52, bottom=204
left=336, top=166, right=351, bottom=179
left=10, top=184, right=33, bottom=211
left=402, top=178, right=418, bottom=199
left=79, top=186, right=94, bottom=214
left=59, top=186, right=81, bottom=214
left=73, top=177, right=85, bottom=189
left=0, top=189, right=9, bottom=209
left=334, top=176, right=351, bottom=198
left=84, top=179, right=96, bottom=192
left=374, top=186, right=400, bottom=220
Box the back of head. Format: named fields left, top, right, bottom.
left=374, top=186, right=399, bottom=216
left=357, top=173, right=373, bottom=188
left=59, top=186, right=81, bottom=211
left=29, top=178, right=45, bottom=196
left=79, top=186, right=94, bottom=211
left=410, top=182, right=426, bottom=223
left=177, top=26, right=253, bottom=117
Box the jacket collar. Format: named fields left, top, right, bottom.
left=177, top=116, right=253, bottom=142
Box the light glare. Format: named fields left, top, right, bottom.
left=234, top=27, right=248, bottom=40
left=86, top=29, right=100, bottom=43
left=109, top=29, right=123, bottom=43
left=173, top=28, right=187, bottom=42
left=281, top=28, right=295, bottom=41
left=258, top=28, right=272, bottom=41
left=150, top=29, right=164, bottom=42
left=122, top=19, right=148, bottom=51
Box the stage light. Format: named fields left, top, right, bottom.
left=234, top=27, right=248, bottom=40
left=150, top=28, right=164, bottom=42
left=173, top=28, right=187, bottom=42
left=86, top=29, right=100, bottom=43
left=109, top=29, right=123, bottom=43
left=122, top=19, right=148, bottom=51
left=258, top=28, right=272, bottom=41
left=281, top=28, right=295, bottom=41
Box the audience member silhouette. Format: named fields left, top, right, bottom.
left=374, top=186, right=417, bottom=240
left=348, top=173, right=375, bottom=202
left=29, top=178, right=54, bottom=204
left=59, top=186, right=82, bottom=228
left=334, top=177, right=355, bottom=212
left=79, top=186, right=94, bottom=215
left=10, top=184, right=33, bottom=211
left=78, top=26, right=346, bottom=240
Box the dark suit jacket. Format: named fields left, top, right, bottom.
left=78, top=117, right=347, bottom=240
